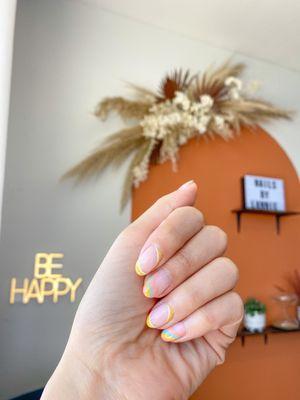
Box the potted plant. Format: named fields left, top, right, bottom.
left=244, top=298, right=266, bottom=332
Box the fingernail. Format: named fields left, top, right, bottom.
left=135, top=244, right=162, bottom=276
left=146, top=303, right=174, bottom=328
left=143, top=268, right=172, bottom=298
left=161, top=322, right=186, bottom=342
left=178, top=180, right=194, bottom=191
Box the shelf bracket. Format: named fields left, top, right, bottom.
left=275, top=214, right=281, bottom=235
left=232, top=209, right=300, bottom=235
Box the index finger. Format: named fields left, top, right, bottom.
left=129, top=180, right=197, bottom=249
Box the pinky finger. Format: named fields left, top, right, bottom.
left=161, top=291, right=243, bottom=343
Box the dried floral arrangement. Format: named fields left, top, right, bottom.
left=63, top=61, right=292, bottom=208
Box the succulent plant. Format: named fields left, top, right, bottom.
left=244, top=298, right=266, bottom=316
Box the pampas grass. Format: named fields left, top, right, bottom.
left=62, top=126, right=144, bottom=181
left=95, top=97, right=152, bottom=121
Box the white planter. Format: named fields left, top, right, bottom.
left=244, top=312, right=266, bottom=332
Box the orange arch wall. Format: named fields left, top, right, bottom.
left=131, top=126, right=300, bottom=400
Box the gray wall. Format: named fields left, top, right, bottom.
left=1, top=0, right=300, bottom=398
left=0, top=1, right=131, bottom=398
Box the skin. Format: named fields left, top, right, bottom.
left=42, top=181, right=243, bottom=400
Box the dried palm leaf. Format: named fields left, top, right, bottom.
left=274, top=270, right=300, bottom=297
left=285, top=270, right=300, bottom=296
left=193, top=61, right=245, bottom=100
left=158, top=69, right=194, bottom=100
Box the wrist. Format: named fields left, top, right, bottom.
left=41, top=349, right=108, bottom=400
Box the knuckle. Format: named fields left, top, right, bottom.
left=188, top=207, right=204, bottom=227
left=166, top=207, right=204, bottom=236
left=205, top=225, right=228, bottom=251
left=120, top=223, right=137, bottom=239
left=116, top=225, right=140, bottom=249
left=174, top=206, right=204, bottom=225
left=175, top=248, right=193, bottom=272
left=159, top=217, right=173, bottom=235
left=201, top=307, right=216, bottom=330
left=156, top=195, right=175, bottom=215
left=219, top=257, right=239, bottom=284
left=216, top=353, right=226, bottom=365
left=230, top=292, right=244, bottom=321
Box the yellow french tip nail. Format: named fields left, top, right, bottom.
left=135, top=245, right=163, bottom=277
left=146, top=314, right=155, bottom=328
left=146, top=303, right=175, bottom=329
left=161, top=322, right=185, bottom=342
left=143, top=284, right=152, bottom=298
left=143, top=275, right=154, bottom=298
left=161, top=330, right=177, bottom=342
left=156, top=248, right=163, bottom=263
left=135, top=261, right=146, bottom=276
left=167, top=305, right=175, bottom=323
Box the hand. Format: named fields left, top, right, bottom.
left=42, top=181, right=243, bottom=400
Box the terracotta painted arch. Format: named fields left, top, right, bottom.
left=132, top=126, right=300, bottom=400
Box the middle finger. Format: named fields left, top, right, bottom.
left=143, top=225, right=228, bottom=298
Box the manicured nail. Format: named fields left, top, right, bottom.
left=178, top=180, right=194, bottom=191
left=135, top=244, right=162, bottom=276
left=143, top=268, right=172, bottom=298
left=161, top=322, right=186, bottom=342
left=146, top=303, right=174, bottom=328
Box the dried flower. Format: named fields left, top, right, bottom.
left=199, top=94, right=214, bottom=109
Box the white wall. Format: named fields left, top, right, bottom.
left=1, top=0, right=300, bottom=398
left=0, top=0, right=16, bottom=236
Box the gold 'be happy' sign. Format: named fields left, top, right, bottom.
left=10, top=253, right=83, bottom=304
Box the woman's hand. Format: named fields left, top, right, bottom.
left=42, top=181, right=243, bottom=400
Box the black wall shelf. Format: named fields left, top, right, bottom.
left=231, top=209, right=300, bottom=234
left=238, top=326, right=300, bottom=346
